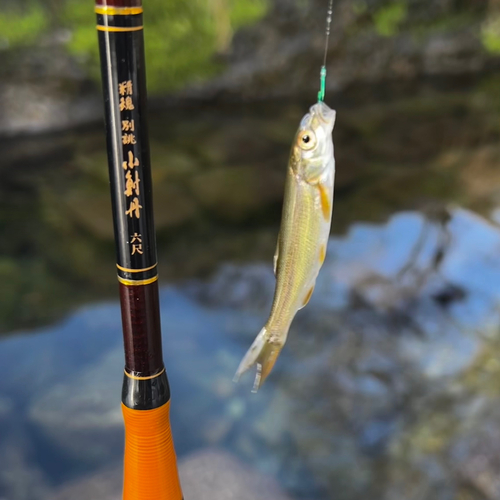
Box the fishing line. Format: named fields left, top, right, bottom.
left=318, top=0, right=334, bottom=102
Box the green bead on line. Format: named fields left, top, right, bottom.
left=318, top=66, right=327, bottom=102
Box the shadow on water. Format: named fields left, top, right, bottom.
left=2, top=76, right=500, bottom=499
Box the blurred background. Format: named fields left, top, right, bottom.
left=1, top=0, right=500, bottom=499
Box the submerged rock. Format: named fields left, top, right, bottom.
left=52, top=448, right=292, bottom=500
left=179, top=448, right=292, bottom=500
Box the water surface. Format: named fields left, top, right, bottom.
left=2, top=79, right=500, bottom=499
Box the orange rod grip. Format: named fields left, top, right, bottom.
left=122, top=402, right=183, bottom=500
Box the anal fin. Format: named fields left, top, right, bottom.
left=299, top=285, right=315, bottom=310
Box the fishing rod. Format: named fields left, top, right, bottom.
left=95, top=1, right=183, bottom=499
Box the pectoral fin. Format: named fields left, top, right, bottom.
left=318, top=184, right=331, bottom=221
left=299, top=285, right=315, bottom=310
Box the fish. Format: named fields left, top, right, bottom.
left=234, top=101, right=336, bottom=392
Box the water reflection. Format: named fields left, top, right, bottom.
left=2, top=78, right=500, bottom=335
left=2, top=207, right=500, bottom=499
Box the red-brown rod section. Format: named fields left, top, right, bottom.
left=119, top=282, right=164, bottom=377
left=96, top=0, right=142, bottom=7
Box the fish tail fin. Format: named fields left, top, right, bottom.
left=233, top=327, right=284, bottom=392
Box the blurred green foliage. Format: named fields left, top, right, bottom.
left=481, top=16, right=500, bottom=54
left=0, top=2, right=48, bottom=48
left=373, top=1, right=407, bottom=37
left=0, top=0, right=266, bottom=93
left=64, top=0, right=267, bottom=93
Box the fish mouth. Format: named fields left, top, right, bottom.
left=311, top=101, right=336, bottom=126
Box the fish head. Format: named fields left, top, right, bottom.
left=292, top=101, right=336, bottom=182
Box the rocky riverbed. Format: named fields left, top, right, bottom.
left=1, top=207, right=500, bottom=499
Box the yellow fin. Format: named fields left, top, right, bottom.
left=318, top=184, right=330, bottom=221
left=254, top=342, right=282, bottom=391
left=233, top=327, right=283, bottom=392
left=300, top=286, right=315, bottom=309
left=319, top=244, right=326, bottom=265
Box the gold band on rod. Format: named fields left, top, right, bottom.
left=95, top=6, right=143, bottom=15
left=118, top=275, right=158, bottom=286
left=117, top=263, right=157, bottom=273
left=97, top=25, right=143, bottom=32
left=125, top=368, right=166, bottom=381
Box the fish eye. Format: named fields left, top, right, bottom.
left=297, top=130, right=316, bottom=150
